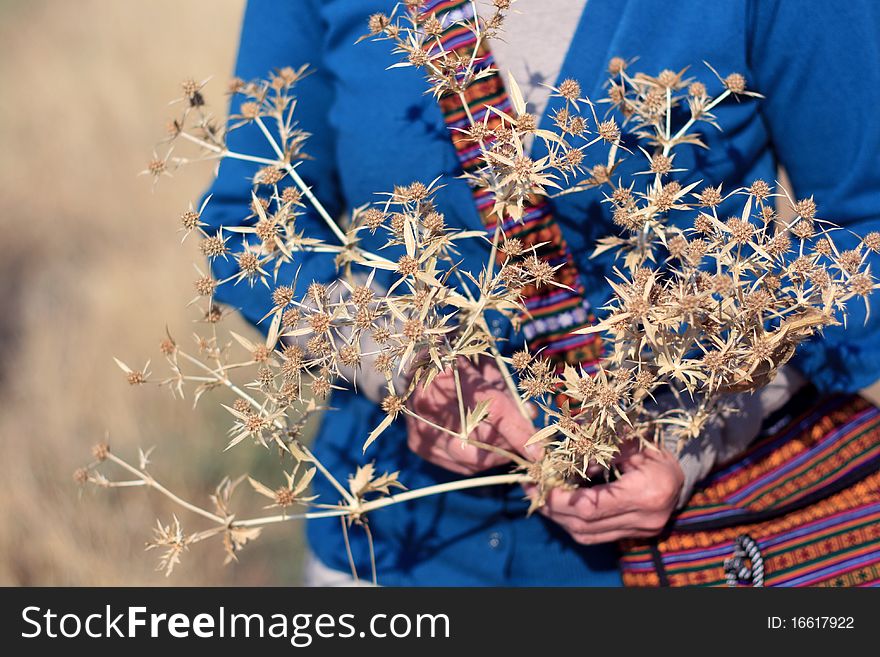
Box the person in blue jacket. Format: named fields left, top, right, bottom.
left=201, top=0, right=880, bottom=586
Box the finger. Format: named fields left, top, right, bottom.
left=409, top=435, right=480, bottom=474
left=525, top=482, right=667, bottom=537
left=567, top=527, right=661, bottom=545
left=614, top=439, right=677, bottom=471
left=472, top=355, right=503, bottom=384
left=407, top=414, right=500, bottom=474
left=521, top=485, right=612, bottom=534
left=529, top=495, right=627, bottom=534
left=444, top=436, right=508, bottom=471
left=541, top=507, right=664, bottom=536
left=612, top=437, right=643, bottom=464
left=463, top=356, right=510, bottom=394
left=526, top=481, right=634, bottom=523
left=405, top=414, right=450, bottom=459
left=534, top=502, right=633, bottom=535
left=410, top=378, right=456, bottom=414
left=408, top=388, right=459, bottom=433
left=485, top=390, right=533, bottom=434
left=414, top=417, right=509, bottom=472
left=431, top=457, right=483, bottom=475
left=478, top=390, right=535, bottom=457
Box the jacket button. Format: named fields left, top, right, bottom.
left=488, top=531, right=502, bottom=549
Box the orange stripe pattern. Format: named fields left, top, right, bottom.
left=621, top=394, right=880, bottom=587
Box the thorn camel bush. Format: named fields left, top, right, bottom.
left=81, top=2, right=877, bottom=581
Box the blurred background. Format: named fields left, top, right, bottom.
left=0, top=0, right=312, bottom=585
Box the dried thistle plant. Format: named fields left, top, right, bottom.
left=80, top=2, right=876, bottom=579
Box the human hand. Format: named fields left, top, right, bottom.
left=523, top=441, right=684, bottom=544
left=406, top=357, right=537, bottom=475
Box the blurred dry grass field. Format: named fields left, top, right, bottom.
left=0, top=0, right=307, bottom=585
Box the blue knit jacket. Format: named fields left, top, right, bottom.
left=202, top=0, right=880, bottom=585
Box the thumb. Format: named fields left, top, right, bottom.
left=483, top=391, right=542, bottom=459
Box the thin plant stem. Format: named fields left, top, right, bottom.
left=340, top=516, right=360, bottom=583
left=452, top=362, right=468, bottom=438
left=105, top=453, right=225, bottom=525
left=356, top=472, right=529, bottom=513
left=253, top=117, right=348, bottom=245
left=179, top=130, right=390, bottom=265
left=364, top=522, right=378, bottom=586
left=176, top=349, right=357, bottom=507
left=100, top=447, right=530, bottom=532
left=103, top=480, right=149, bottom=488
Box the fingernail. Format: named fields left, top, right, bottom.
left=525, top=402, right=538, bottom=420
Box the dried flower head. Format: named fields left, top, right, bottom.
left=92, top=443, right=110, bottom=462
left=694, top=213, right=714, bottom=234
left=724, top=72, right=747, bottom=94
left=838, top=249, right=863, bottom=274
left=396, top=255, right=420, bottom=276
left=308, top=311, right=331, bottom=334
left=726, top=218, right=753, bottom=244
left=608, top=56, right=627, bottom=75
left=650, top=153, right=673, bottom=175
left=271, top=285, right=295, bottom=308
left=236, top=251, right=261, bottom=278
left=422, top=211, right=445, bottom=233
left=127, top=369, right=147, bottom=385
left=281, top=186, right=302, bottom=205
left=794, top=197, right=817, bottom=220
left=195, top=275, right=217, bottom=297
left=813, top=237, right=833, bottom=256
left=511, top=350, right=531, bottom=371
left=361, top=208, right=385, bottom=232
left=180, top=210, right=201, bottom=231
left=200, top=233, right=228, bottom=259
left=517, top=113, right=537, bottom=132
left=850, top=273, right=875, bottom=297
left=688, top=81, right=706, bottom=97
left=766, top=231, right=792, bottom=257
left=698, top=185, right=723, bottom=207
left=368, top=12, right=390, bottom=34
left=281, top=308, right=301, bottom=328
left=749, top=179, right=771, bottom=201
left=864, top=232, right=880, bottom=253
left=232, top=399, right=252, bottom=414
left=256, top=167, right=285, bottom=186
left=558, top=78, right=582, bottom=101
left=381, top=394, right=405, bottom=418
left=159, top=337, right=176, bottom=356
left=239, top=101, right=261, bottom=120
left=597, top=119, right=620, bottom=143
left=402, top=318, right=425, bottom=342
left=791, top=219, right=816, bottom=240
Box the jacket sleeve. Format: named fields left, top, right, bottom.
left=747, top=0, right=880, bottom=393
left=199, top=0, right=343, bottom=333
left=667, top=366, right=806, bottom=507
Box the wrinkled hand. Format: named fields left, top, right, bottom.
left=406, top=357, right=537, bottom=475
left=524, top=441, right=684, bottom=544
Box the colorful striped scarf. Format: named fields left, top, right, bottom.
left=423, top=0, right=602, bottom=371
